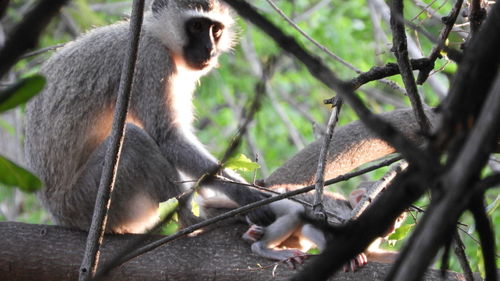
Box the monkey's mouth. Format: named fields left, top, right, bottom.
left=188, top=59, right=212, bottom=70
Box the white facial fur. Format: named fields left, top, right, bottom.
left=144, top=1, right=236, bottom=59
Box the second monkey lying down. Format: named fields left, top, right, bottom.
left=202, top=182, right=406, bottom=271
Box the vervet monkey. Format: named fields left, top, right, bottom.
left=25, top=0, right=271, bottom=234
left=203, top=182, right=405, bottom=271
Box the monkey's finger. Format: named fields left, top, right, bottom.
left=360, top=253, right=368, bottom=266
left=356, top=253, right=366, bottom=267
left=351, top=259, right=357, bottom=272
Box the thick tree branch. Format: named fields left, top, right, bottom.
left=0, top=222, right=468, bottom=281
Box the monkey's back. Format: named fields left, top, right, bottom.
left=24, top=20, right=172, bottom=214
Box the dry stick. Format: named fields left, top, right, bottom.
left=350, top=160, right=408, bottom=219
left=453, top=231, right=475, bottom=281
left=416, top=0, right=464, bottom=84
left=0, top=0, right=69, bottom=78
left=97, top=155, right=402, bottom=274
left=347, top=58, right=432, bottom=90
left=312, top=97, right=343, bottom=219
left=390, top=0, right=431, bottom=134
left=20, top=43, right=66, bottom=59
left=263, top=0, right=404, bottom=94
left=78, top=0, right=145, bottom=280
left=223, top=0, right=433, bottom=170
left=469, top=195, right=497, bottom=281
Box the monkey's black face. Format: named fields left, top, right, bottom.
left=183, top=17, right=224, bottom=70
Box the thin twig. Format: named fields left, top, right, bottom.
left=417, top=0, right=464, bottom=84
left=453, top=231, right=475, bottom=281
left=348, top=58, right=432, bottom=90
left=350, top=161, right=408, bottom=219
left=390, top=0, right=432, bottom=134
left=20, top=43, right=65, bottom=59
left=313, top=97, right=343, bottom=219
left=78, top=0, right=145, bottom=280
left=469, top=195, right=498, bottom=281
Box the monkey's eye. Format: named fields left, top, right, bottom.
left=212, top=24, right=223, bottom=40
left=189, top=21, right=203, bottom=33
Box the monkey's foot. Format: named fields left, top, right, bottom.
left=242, top=225, right=265, bottom=243
left=282, top=251, right=311, bottom=269
left=343, top=252, right=368, bottom=272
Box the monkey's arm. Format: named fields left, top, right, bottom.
left=130, top=35, right=269, bottom=210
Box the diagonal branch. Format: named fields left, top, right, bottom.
left=469, top=195, right=498, bottom=281
left=389, top=0, right=431, bottom=134
left=79, top=0, right=145, bottom=280
left=313, top=97, right=343, bottom=219
left=416, top=0, right=464, bottom=84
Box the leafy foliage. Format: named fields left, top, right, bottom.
left=0, top=75, right=45, bottom=113
left=223, top=154, right=260, bottom=172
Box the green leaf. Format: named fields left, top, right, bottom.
left=0, top=75, right=46, bottom=113
left=223, top=154, right=260, bottom=172
left=388, top=223, right=414, bottom=241
left=160, top=220, right=179, bottom=235
left=0, top=155, right=42, bottom=192
left=158, top=197, right=179, bottom=221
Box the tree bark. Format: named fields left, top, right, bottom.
left=0, top=221, right=468, bottom=281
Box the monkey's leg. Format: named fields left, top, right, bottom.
left=301, top=224, right=327, bottom=250
left=60, top=124, right=188, bottom=233
left=251, top=202, right=307, bottom=266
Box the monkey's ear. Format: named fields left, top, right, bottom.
left=151, top=0, right=169, bottom=14
left=348, top=189, right=366, bottom=208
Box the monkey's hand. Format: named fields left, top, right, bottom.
left=342, top=252, right=368, bottom=272
left=242, top=224, right=265, bottom=243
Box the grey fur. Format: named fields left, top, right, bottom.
left=25, top=0, right=266, bottom=233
